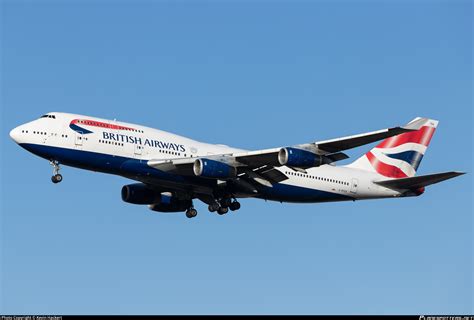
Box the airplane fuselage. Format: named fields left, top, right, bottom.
left=9, top=112, right=406, bottom=213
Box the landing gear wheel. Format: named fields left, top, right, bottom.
left=50, top=160, right=62, bottom=184
left=51, top=174, right=63, bottom=184
left=229, top=201, right=241, bottom=211
left=220, top=198, right=232, bottom=208
left=217, top=207, right=229, bottom=215
left=208, top=203, right=220, bottom=213
left=186, top=208, right=198, bottom=219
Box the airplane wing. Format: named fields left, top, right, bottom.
left=232, top=117, right=427, bottom=167
left=374, top=171, right=466, bottom=190
left=148, top=118, right=428, bottom=186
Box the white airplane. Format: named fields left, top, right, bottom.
left=9, top=113, right=464, bottom=218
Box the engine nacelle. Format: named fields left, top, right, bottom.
left=193, top=158, right=237, bottom=179
left=278, top=147, right=327, bottom=168
left=121, top=183, right=161, bottom=205
left=149, top=199, right=192, bottom=213
left=122, top=184, right=191, bottom=212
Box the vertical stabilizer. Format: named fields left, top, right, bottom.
left=347, top=118, right=439, bottom=178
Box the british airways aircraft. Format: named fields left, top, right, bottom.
left=9, top=113, right=464, bottom=219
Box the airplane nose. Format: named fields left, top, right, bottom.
left=9, top=127, right=20, bottom=143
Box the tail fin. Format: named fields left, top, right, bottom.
left=348, top=118, right=439, bottom=178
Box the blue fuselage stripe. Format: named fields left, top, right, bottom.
left=19, top=143, right=353, bottom=203
left=69, top=124, right=93, bottom=135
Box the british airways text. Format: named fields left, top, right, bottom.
left=102, top=132, right=186, bottom=152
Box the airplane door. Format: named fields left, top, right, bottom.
left=75, top=132, right=83, bottom=147
left=351, top=178, right=359, bottom=194
left=134, top=143, right=142, bottom=156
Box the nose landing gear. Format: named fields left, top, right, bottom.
left=51, top=174, right=63, bottom=184
left=50, top=160, right=63, bottom=184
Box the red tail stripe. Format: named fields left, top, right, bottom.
left=71, top=119, right=136, bottom=131
left=366, top=151, right=408, bottom=178
left=377, top=126, right=436, bottom=149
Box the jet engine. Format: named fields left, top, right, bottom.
left=193, top=158, right=237, bottom=179
left=278, top=147, right=329, bottom=168
left=121, top=183, right=161, bottom=205
left=122, top=183, right=192, bottom=213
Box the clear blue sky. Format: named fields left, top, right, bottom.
left=1, top=0, right=472, bottom=315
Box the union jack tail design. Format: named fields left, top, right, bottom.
left=348, top=118, right=439, bottom=178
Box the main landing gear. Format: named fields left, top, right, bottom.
left=186, top=207, right=198, bottom=219
left=208, top=197, right=241, bottom=216
left=50, top=160, right=63, bottom=184
left=217, top=207, right=229, bottom=216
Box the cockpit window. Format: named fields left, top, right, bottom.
left=40, top=114, right=56, bottom=119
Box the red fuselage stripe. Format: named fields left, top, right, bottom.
left=70, top=119, right=137, bottom=131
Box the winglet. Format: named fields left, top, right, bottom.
left=402, top=117, right=439, bottom=131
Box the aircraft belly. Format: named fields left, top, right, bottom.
left=257, top=182, right=354, bottom=203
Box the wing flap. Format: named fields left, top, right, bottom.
left=258, top=167, right=288, bottom=183
left=147, top=158, right=195, bottom=175
left=374, top=171, right=466, bottom=190
left=234, top=149, right=281, bottom=168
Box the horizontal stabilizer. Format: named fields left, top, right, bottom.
left=374, top=171, right=466, bottom=190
